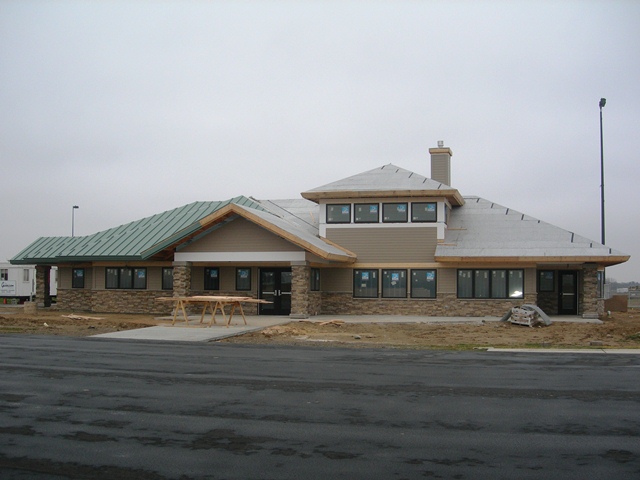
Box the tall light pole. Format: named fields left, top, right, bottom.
left=599, top=98, right=606, bottom=246
left=72, top=205, right=79, bottom=237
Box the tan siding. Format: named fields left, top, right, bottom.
left=191, top=267, right=204, bottom=290
left=181, top=217, right=302, bottom=253
left=58, top=267, right=72, bottom=289
left=94, top=267, right=105, bottom=290
left=220, top=266, right=237, bottom=291
left=327, top=227, right=437, bottom=263
left=438, top=268, right=457, bottom=294
left=147, top=267, right=163, bottom=291
left=525, top=268, right=536, bottom=294
left=321, top=268, right=352, bottom=292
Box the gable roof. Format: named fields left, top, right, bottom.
left=11, top=195, right=355, bottom=265
left=301, top=164, right=465, bottom=206
left=436, top=197, right=629, bottom=266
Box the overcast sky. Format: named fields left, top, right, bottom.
left=1, top=1, right=638, bottom=282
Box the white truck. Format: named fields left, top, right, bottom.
left=0, top=263, right=57, bottom=304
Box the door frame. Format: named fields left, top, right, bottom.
left=259, top=267, right=292, bottom=315
left=558, top=270, right=579, bottom=315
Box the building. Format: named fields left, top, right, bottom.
left=10, top=146, right=629, bottom=318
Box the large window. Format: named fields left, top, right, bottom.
left=236, top=268, right=251, bottom=291
left=105, top=267, right=146, bottom=289
left=411, top=202, right=437, bottom=222
left=411, top=269, right=437, bottom=298
left=354, top=269, right=378, bottom=298
left=538, top=270, right=555, bottom=292
left=382, top=203, right=408, bottom=223
left=326, top=204, right=351, bottom=224
left=72, top=268, right=85, bottom=289
left=382, top=269, right=407, bottom=298
left=310, top=268, right=320, bottom=291
left=204, top=267, right=220, bottom=290
left=458, top=269, right=524, bottom=299
left=162, top=267, right=174, bottom=290
left=354, top=203, right=379, bottom=223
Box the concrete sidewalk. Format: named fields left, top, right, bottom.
left=92, top=314, right=604, bottom=343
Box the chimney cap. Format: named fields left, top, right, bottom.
left=437, top=140, right=444, bottom=148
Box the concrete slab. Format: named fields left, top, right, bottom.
left=91, top=314, right=606, bottom=342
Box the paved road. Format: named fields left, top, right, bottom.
left=0, top=336, right=639, bottom=479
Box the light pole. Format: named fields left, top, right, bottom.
left=72, top=205, right=79, bottom=237
left=599, top=98, right=606, bottom=246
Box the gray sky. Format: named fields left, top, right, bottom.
left=1, top=1, right=638, bottom=282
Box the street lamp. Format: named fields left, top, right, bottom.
left=72, top=205, right=79, bottom=237
left=599, top=98, right=606, bottom=246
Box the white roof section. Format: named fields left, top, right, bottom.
left=301, top=164, right=465, bottom=206
left=436, top=197, right=629, bottom=265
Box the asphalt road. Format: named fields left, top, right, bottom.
left=0, top=336, right=639, bottom=479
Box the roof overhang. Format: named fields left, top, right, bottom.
left=435, top=255, right=630, bottom=267
left=301, top=189, right=465, bottom=206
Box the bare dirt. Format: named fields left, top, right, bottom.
left=1, top=307, right=638, bottom=350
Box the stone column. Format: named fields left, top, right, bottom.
left=290, top=263, right=310, bottom=319
left=581, top=264, right=603, bottom=319
left=172, top=262, right=192, bottom=297
left=35, top=265, right=51, bottom=308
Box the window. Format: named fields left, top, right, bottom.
left=382, top=269, right=407, bottom=298
left=204, top=267, right=220, bottom=290
left=539, top=270, right=555, bottom=292
left=23, top=269, right=30, bottom=282
left=105, top=267, right=147, bottom=289
left=236, top=268, right=251, bottom=291
left=327, top=204, right=351, bottom=223
left=411, top=269, right=437, bottom=298
left=412, top=202, right=437, bottom=222
left=457, top=269, right=524, bottom=299
left=162, top=267, right=174, bottom=290
left=354, top=203, right=379, bottom=223
left=382, top=203, right=408, bottom=223
left=0, top=269, right=7, bottom=281
left=310, top=268, right=320, bottom=291
left=354, top=269, right=378, bottom=298
left=72, top=268, right=85, bottom=289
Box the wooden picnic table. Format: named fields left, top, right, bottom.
left=157, top=296, right=271, bottom=327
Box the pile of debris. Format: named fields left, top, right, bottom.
left=501, top=304, right=552, bottom=327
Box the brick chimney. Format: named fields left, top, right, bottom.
left=429, top=141, right=452, bottom=186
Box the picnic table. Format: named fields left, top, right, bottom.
left=156, top=296, right=271, bottom=327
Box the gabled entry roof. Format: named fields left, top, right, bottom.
left=11, top=195, right=355, bottom=265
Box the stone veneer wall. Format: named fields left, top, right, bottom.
left=321, top=293, right=538, bottom=317
left=580, top=265, right=603, bottom=318
left=308, top=292, right=321, bottom=316
left=173, top=262, right=191, bottom=297
left=56, top=289, right=170, bottom=314
left=56, top=289, right=93, bottom=312
left=290, top=265, right=310, bottom=318
left=35, top=265, right=52, bottom=308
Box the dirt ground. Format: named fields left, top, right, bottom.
left=1, top=307, right=639, bottom=349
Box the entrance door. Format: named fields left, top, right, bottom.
left=558, top=271, right=578, bottom=315
left=259, top=268, right=292, bottom=315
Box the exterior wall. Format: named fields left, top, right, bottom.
left=290, top=264, right=310, bottom=318
left=35, top=265, right=51, bottom=307
left=326, top=228, right=437, bottom=263
left=580, top=264, right=603, bottom=318
left=180, top=217, right=302, bottom=253
left=321, top=292, right=537, bottom=317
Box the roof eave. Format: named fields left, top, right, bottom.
left=301, top=189, right=465, bottom=206
left=435, top=255, right=630, bottom=267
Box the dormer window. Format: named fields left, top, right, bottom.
left=354, top=203, right=379, bottom=223
left=411, top=202, right=437, bottom=222
left=382, top=203, right=408, bottom=223
left=327, top=204, right=351, bottom=223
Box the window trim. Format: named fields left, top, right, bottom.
left=354, top=203, right=380, bottom=224
left=104, top=267, right=147, bottom=290
left=382, top=269, right=407, bottom=298
left=411, top=202, right=438, bottom=223
left=204, top=267, right=220, bottom=291
left=72, top=268, right=85, bottom=289
left=382, top=202, right=409, bottom=223
left=310, top=268, right=320, bottom=292
left=326, top=204, right=351, bottom=224
left=353, top=269, right=378, bottom=298
left=236, top=268, right=251, bottom=291
left=410, top=269, right=437, bottom=299
left=457, top=269, right=524, bottom=299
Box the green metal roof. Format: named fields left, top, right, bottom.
left=11, top=196, right=265, bottom=264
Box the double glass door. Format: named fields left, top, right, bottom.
left=259, top=268, right=292, bottom=315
